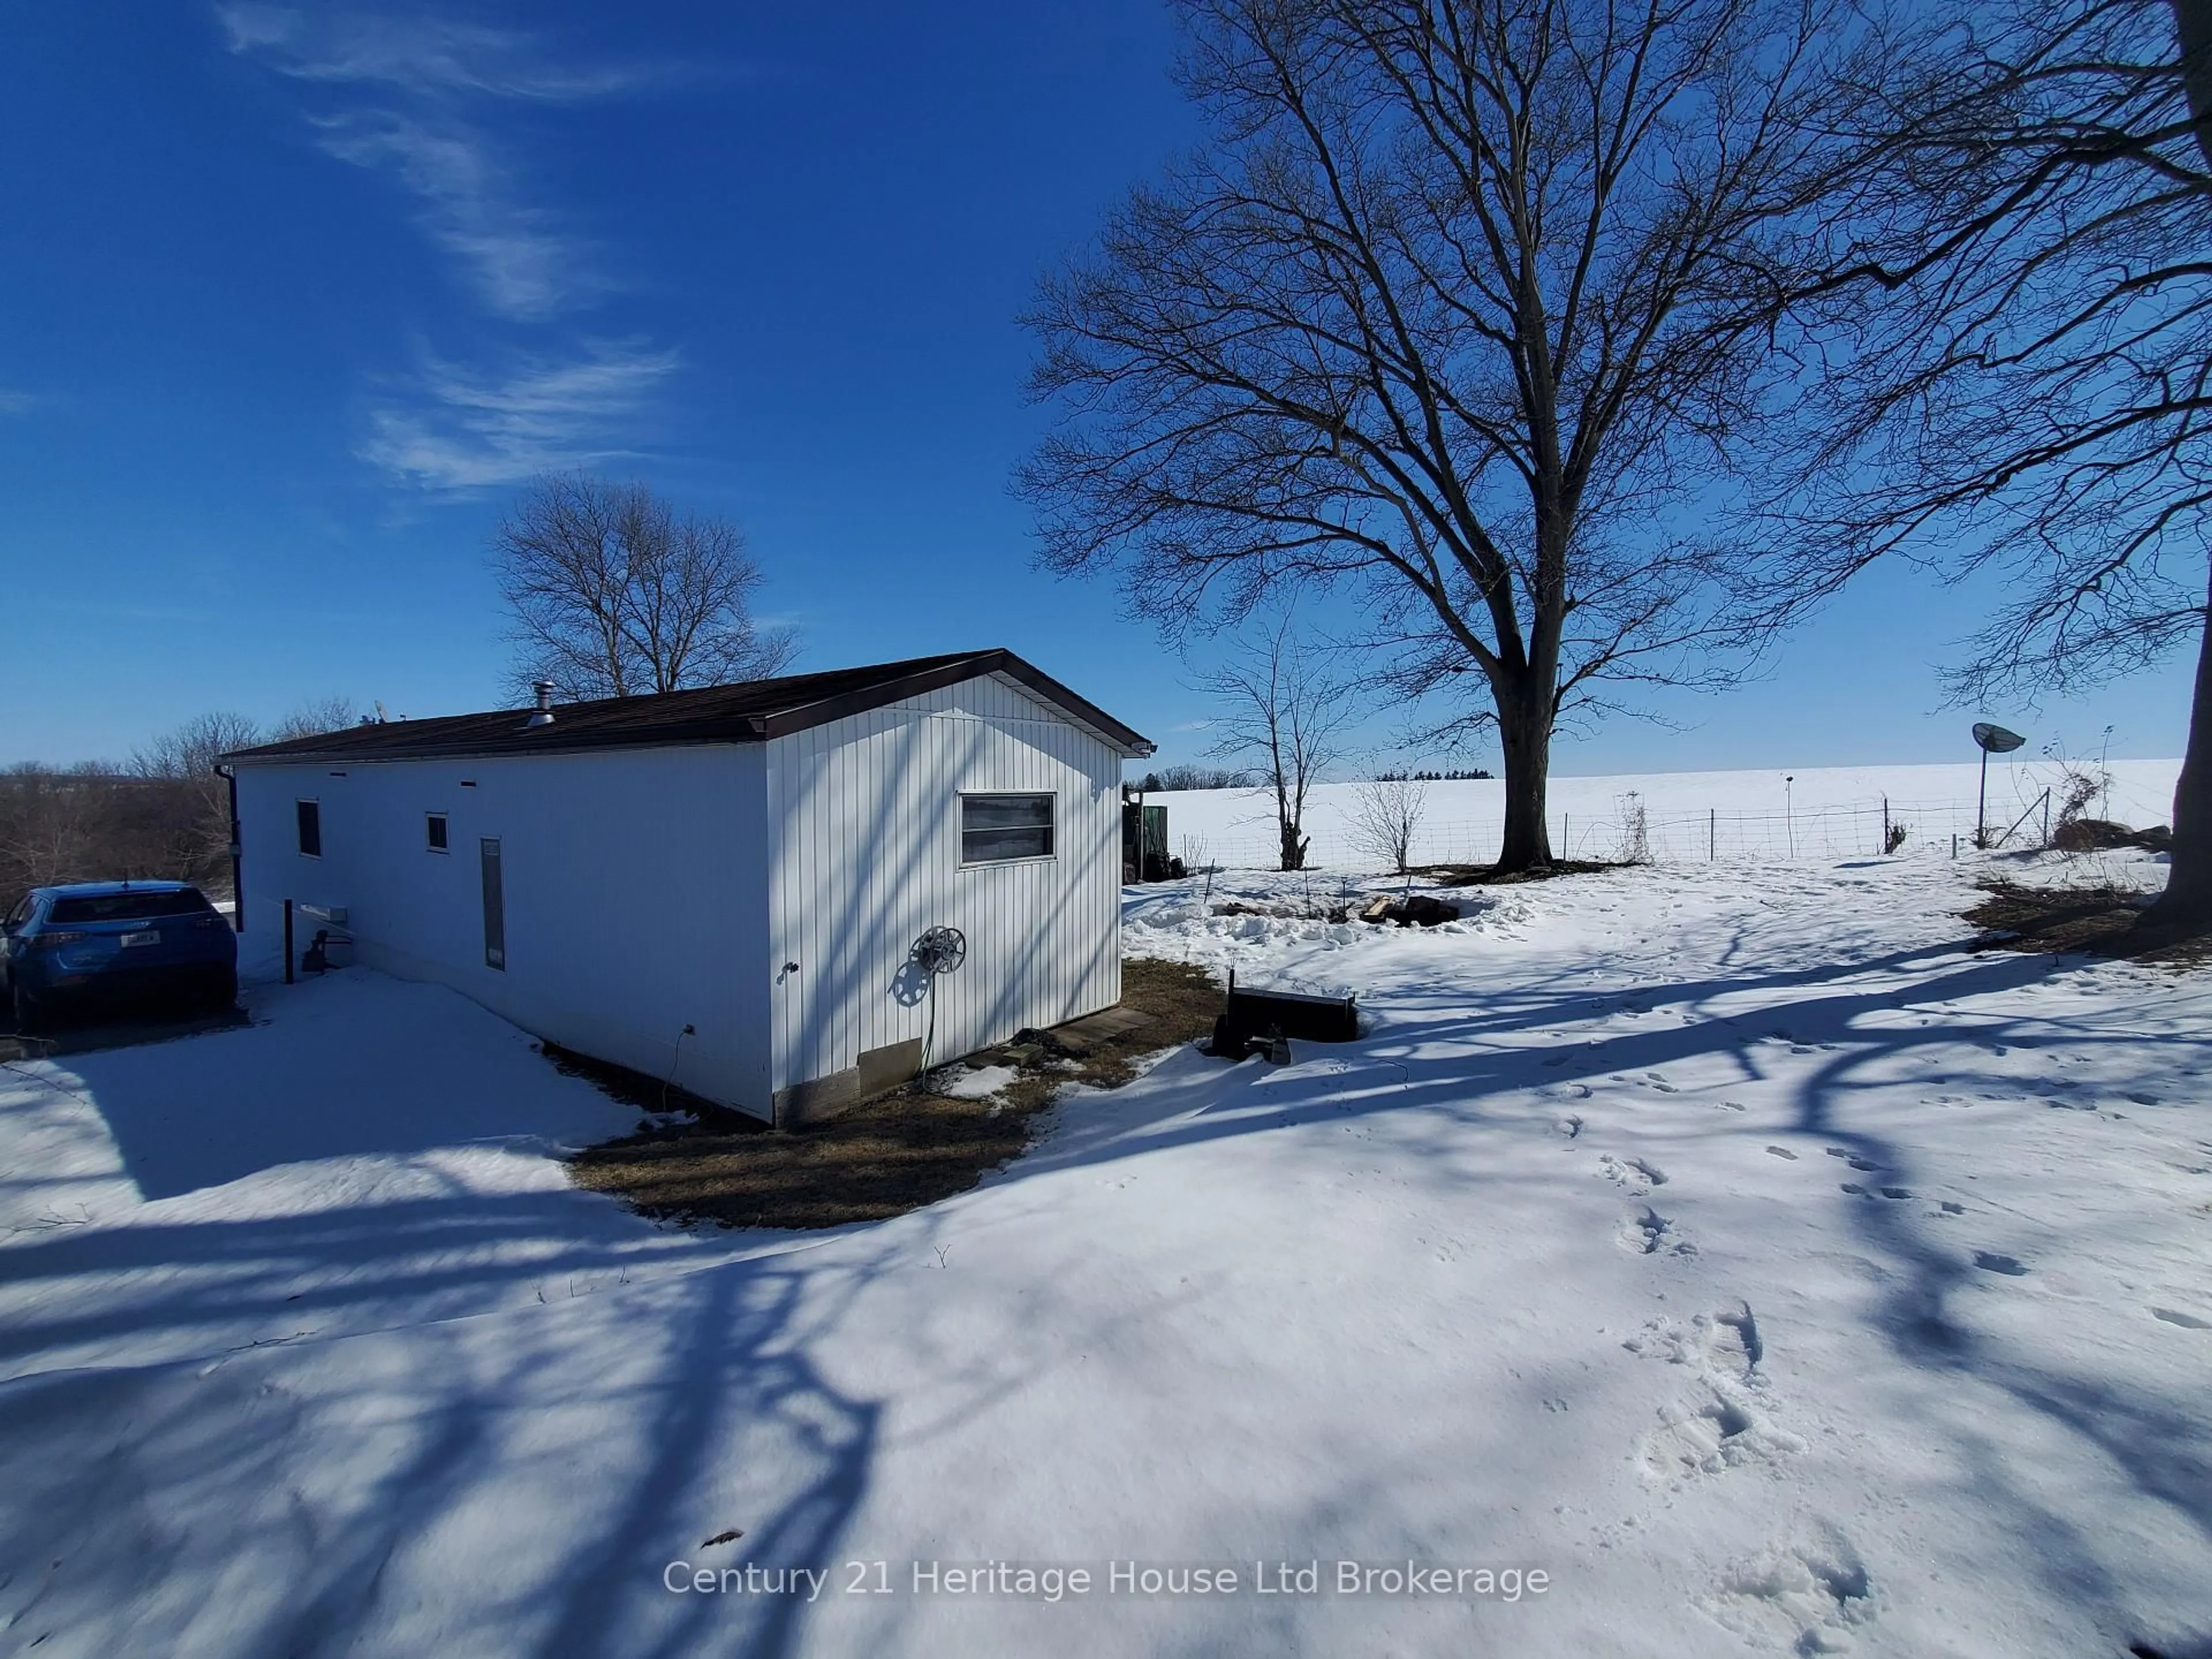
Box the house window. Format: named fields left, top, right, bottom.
left=426, top=812, right=449, bottom=852
left=296, top=799, right=321, bottom=858
left=960, top=793, right=1055, bottom=864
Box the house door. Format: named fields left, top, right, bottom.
left=480, top=838, right=505, bottom=969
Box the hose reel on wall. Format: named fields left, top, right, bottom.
left=910, top=926, right=967, bottom=976
left=910, top=925, right=968, bottom=1078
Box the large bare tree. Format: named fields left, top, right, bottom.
left=1768, top=0, right=2212, bottom=930
left=493, top=472, right=798, bottom=703
left=1021, top=0, right=1857, bottom=871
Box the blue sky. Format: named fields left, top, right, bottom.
left=0, top=2, right=2194, bottom=777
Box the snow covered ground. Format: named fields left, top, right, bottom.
left=1152, top=757, right=2184, bottom=868
left=2, top=844, right=2209, bottom=1657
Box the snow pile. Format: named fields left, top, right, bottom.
left=924, top=1063, right=1019, bottom=1100
left=2, top=849, right=2209, bottom=1657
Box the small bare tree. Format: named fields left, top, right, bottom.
left=1200, top=616, right=1357, bottom=870
left=1348, top=775, right=1426, bottom=877
left=131, top=711, right=262, bottom=878
left=1179, top=834, right=1217, bottom=899
left=131, top=711, right=260, bottom=782
left=1614, top=791, right=1652, bottom=865
left=266, top=696, right=361, bottom=743
left=493, top=471, right=798, bottom=703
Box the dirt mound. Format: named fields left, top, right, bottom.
left=2050, top=817, right=2172, bottom=852
left=1964, top=880, right=2207, bottom=966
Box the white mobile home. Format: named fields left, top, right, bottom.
left=221, top=651, right=1154, bottom=1124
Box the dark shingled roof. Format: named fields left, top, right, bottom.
left=221, top=649, right=1153, bottom=764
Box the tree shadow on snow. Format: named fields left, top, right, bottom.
left=0, top=1207, right=901, bottom=1659
left=1012, top=928, right=2212, bottom=1626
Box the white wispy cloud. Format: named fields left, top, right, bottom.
left=359, top=342, right=681, bottom=490
left=216, top=5, right=653, bottom=100
left=0, top=389, right=37, bottom=417
left=312, top=109, right=589, bottom=320
left=219, top=5, right=649, bottom=319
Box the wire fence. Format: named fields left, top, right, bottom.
left=1181, top=795, right=2041, bottom=872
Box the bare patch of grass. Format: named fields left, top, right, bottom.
left=1963, top=880, right=2211, bottom=968
left=1423, top=859, right=1625, bottom=887
left=566, top=958, right=1222, bottom=1230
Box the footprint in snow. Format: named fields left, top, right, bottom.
left=2152, top=1308, right=2211, bottom=1330
left=1630, top=1303, right=1764, bottom=1381
left=1599, top=1154, right=1667, bottom=1190
left=1618, top=1207, right=1694, bottom=1256
left=1973, top=1252, right=2030, bottom=1277
left=1639, top=1388, right=1801, bottom=1481
left=1709, top=1527, right=1875, bottom=1653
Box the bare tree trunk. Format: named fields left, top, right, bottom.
left=2173, top=0, right=2212, bottom=148
left=2152, top=569, right=2212, bottom=927
left=1497, top=679, right=1556, bottom=869
left=2160, top=0, right=2212, bottom=929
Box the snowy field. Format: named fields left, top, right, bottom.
left=2, top=844, right=2210, bottom=1656
left=1153, top=757, right=2183, bottom=868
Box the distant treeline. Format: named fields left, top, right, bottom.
left=1, top=700, right=357, bottom=915
left=0, top=768, right=229, bottom=916
left=1134, top=764, right=1494, bottom=791
left=1130, top=766, right=1251, bottom=791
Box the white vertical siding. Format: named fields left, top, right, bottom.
left=233, top=745, right=774, bottom=1116
left=231, top=668, right=1128, bottom=1118
left=766, top=672, right=1123, bottom=1094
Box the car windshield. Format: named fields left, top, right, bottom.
left=47, top=890, right=214, bottom=925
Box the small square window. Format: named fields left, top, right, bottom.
left=426, top=812, right=449, bottom=852
left=961, top=792, right=1055, bottom=863
left=296, top=799, right=321, bottom=858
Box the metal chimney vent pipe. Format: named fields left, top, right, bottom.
left=525, top=681, right=556, bottom=727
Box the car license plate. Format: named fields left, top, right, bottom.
left=120, top=930, right=160, bottom=948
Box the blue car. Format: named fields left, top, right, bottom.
left=1, top=881, right=238, bottom=1031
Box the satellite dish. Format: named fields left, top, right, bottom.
left=1972, top=722, right=2025, bottom=754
